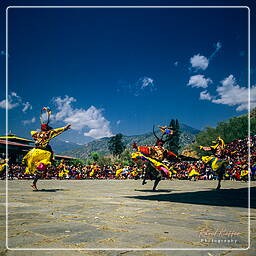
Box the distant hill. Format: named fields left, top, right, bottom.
left=61, top=124, right=200, bottom=160
left=51, top=138, right=81, bottom=154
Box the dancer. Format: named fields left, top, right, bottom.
left=22, top=107, right=71, bottom=190
left=199, top=136, right=225, bottom=157
left=199, top=137, right=228, bottom=189
left=131, top=125, right=177, bottom=191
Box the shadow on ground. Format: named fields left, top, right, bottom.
left=127, top=187, right=255, bottom=208
left=134, top=189, right=173, bottom=192
left=33, top=189, right=68, bottom=192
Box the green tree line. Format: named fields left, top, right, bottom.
left=193, top=111, right=256, bottom=153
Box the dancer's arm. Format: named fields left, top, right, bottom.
left=49, top=124, right=71, bottom=139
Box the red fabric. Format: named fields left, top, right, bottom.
left=41, top=124, right=48, bottom=131
left=167, top=151, right=177, bottom=157
left=138, top=146, right=151, bottom=156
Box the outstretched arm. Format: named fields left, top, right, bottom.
left=49, top=124, right=71, bottom=140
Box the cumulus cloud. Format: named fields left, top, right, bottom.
left=212, top=75, right=256, bottom=111
left=190, top=54, right=209, bottom=71
left=22, top=117, right=36, bottom=125
left=187, top=75, right=212, bottom=88
left=200, top=90, right=213, bottom=100
left=52, top=95, right=113, bottom=139
left=189, top=42, right=222, bottom=71
left=0, top=92, right=32, bottom=112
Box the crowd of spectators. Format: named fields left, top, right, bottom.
left=1, top=135, right=255, bottom=181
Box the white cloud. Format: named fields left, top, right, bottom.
left=22, top=102, right=32, bottom=113
left=212, top=75, right=256, bottom=111
left=174, top=61, right=178, bottom=67
left=190, top=54, right=209, bottom=70
left=209, top=41, right=222, bottom=59
left=141, top=77, right=154, bottom=89
left=189, top=42, right=222, bottom=71
left=116, top=120, right=121, bottom=125
left=52, top=96, right=113, bottom=139
left=53, top=95, right=76, bottom=121
left=0, top=92, right=21, bottom=110
left=187, top=75, right=212, bottom=88
left=135, top=77, right=156, bottom=96
left=0, top=92, right=32, bottom=112
left=200, top=90, right=212, bottom=101
left=22, top=117, right=36, bottom=125
left=0, top=99, right=19, bottom=110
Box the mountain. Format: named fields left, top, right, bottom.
left=51, top=138, right=81, bottom=154
left=61, top=124, right=200, bottom=159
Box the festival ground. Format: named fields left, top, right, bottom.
left=0, top=180, right=255, bottom=256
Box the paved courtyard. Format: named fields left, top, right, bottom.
left=0, top=179, right=255, bottom=256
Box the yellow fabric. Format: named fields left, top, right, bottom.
left=89, top=169, right=95, bottom=177
left=200, top=137, right=225, bottom=151
left=131, top=152, right=175, bottom=176
left=23, top=148, right=52, bottom=175
left=241, top=170, right=249, bottom=177
left=58, top=168, right=69, bottom=177
left=131, top=170, right=138, bottom=176
left=31, top=127, right=67, bottom=148
left=89, top=165, right=98, bottom=177
left=0, top=163, right=7, bottom=172
left=188, top=169, right=200, bottom=177
left=115, top=168, right=124, bottom=177
left=201, top=156, right=223, bottom=171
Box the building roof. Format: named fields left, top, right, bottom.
left=0, top=140, right=76, bottom=160
left=0, top=136, right=34, bottom=143
left=0, top=139, right=34, bottom=148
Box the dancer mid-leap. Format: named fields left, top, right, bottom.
left=22, top=107, right=71, bottom=190
left=199, top=137, right=228, bottom=190
left=131, top=125, right=177, bottom=191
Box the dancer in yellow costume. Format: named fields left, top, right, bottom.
left=22, top=107, right=71, bottom=190
left=201, top=156, right=228, bottom=190
left=199, top=136, right=225, bottom=157
left=199, top=137, right=228, bottom=189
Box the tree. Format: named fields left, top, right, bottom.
left=89, top=152, right=100, bottom=162
left=120, top=149, right=134, bottom=166
left=192, top=111, right=255, bottom=157
left=166, top=119, right=181, bottom=155
left=108, top=133, right=126, bottom=157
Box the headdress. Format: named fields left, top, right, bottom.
left=40, top=107, right=52, bottom=131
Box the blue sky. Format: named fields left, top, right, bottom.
left=0, top=1, right=255, bottom=144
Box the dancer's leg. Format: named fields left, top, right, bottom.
left=31, top=173, right=41, bottom=190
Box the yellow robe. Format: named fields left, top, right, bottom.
left=23, top=148, right=52, bottom=175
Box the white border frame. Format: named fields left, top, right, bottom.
left=5, top=5, right=251, bottom=251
